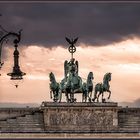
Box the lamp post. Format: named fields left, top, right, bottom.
left=0, top=29, right=26, bottom=88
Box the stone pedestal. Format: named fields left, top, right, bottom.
left=40, top=102, right=120, bottom=133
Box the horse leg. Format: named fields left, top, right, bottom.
left=54, top=92, right=56, bottom=102
left=97, top=92, right=101, bottom=102
left=68, top=93, right=71, bottom=102
left=92, top=92, right=96, bottom=102
left=102, top=92, right=104, bottom=102
left=82, top=93, right=85, bottom=102
left=108, top=90, right=111, bottom=99
left=70, top=87, right=75, bottom=102
left=71, top=93, right=74, bottom=103
left=55, top=92, right=58, bottom=102
left=52, top=91, right=54, bottom=102
left=93, top=90, right=98, bottom=102
left=89, top=91, right=92, bottom=100
left=55, top=91, right=58, bottom=102
left=102, top=92, right=106, bottom=103
left=65, top=92, right=69, bottom=102
left=50, top=90, right=53, bottom=99
left=53, top=91, right=57, bottom=102
left=69, top=93, right=73, bottom=102
left=88, top=92, right=92, bottom=102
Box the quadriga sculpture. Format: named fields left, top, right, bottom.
left=48, top=37, right=112, bottom=103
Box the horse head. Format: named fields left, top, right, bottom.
left=103, top=72, right=112, bottom=83
left=107, top=72, right=112, bottom=81
left=87, top=72, right=94, bottom=87
left=49, top=72, right=56, bottom=82
left=108, top=72, right=112, bottom=81
left=88, top=72, right=94, bottom=80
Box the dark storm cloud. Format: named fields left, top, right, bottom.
left=0, top=3, right=140, bottom=47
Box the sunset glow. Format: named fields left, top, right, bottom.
left=0, top=3, right=140, bottom=107
left=0, top=37, right=140, bottom=105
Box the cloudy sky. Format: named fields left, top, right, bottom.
left=0, top=2, right=140, bottom=107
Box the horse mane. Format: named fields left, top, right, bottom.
left=49, top=72, right=56, bottom=82
left=87, top=72, right=93, bottom=79
left=103, top=72, right=111, bottom=84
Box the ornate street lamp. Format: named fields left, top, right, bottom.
left=0, top=28, right=26, bottom=88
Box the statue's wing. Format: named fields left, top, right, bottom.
left=73, top=37, right=78, bottom=44
left=64, top=60, right=68, bottom=77
left=75, top=60, right=79, bottom=74
left=65, top=37, right=71, bottom=44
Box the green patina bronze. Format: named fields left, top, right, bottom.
left=49, top=38, right=111, bottom=103
left=49, top=72, right=60, bottom=102
left=92, top=72, right=112, bottom=103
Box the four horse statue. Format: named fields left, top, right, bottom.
left=48, top=37, right=112, bottom=103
